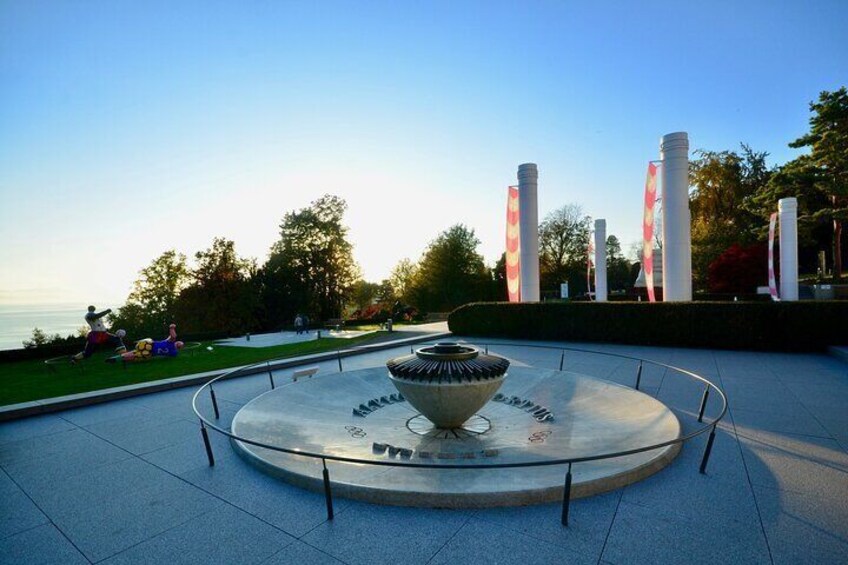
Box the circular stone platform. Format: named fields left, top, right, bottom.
left=230, top=366, right=681, bottom=507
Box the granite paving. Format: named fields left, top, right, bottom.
left=1, top=335, right=846, bottom=564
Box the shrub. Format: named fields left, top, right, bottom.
left=448, top=301, right=848, bottom=351
left=708, top=243, right=768, bottom=294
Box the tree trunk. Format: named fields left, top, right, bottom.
left=833, top=195, right=843, bottom=282
left=834, top=218, right=843, bottom=281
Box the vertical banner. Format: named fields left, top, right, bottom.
left=587, top=234, right=594, bottom=300
left=506, top=186, right=521, bottom=302
left=642, top=163, right=659, bottom=302
left=768, top=212, right=780, bottom=301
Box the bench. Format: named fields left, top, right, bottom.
left=325, top=319, right=344, bottom=331
left=292, top=366, right=319, bottom=382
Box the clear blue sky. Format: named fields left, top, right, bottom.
left=1, top=1, right=846, bottom=305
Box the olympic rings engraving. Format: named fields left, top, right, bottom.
left=345, top=425, right=367, bottom=438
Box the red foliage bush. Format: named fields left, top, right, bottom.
left=707, top=243, right=768, bottom=294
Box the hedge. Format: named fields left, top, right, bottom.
left=448, top=301, right=848, bottom=352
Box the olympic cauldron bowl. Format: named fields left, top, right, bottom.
left=386, top=343, right=509, bottom=429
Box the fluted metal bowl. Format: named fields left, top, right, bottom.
left=386, top=343, right=509, bottom=428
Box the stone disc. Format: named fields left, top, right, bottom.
left=230, top=366, right=681, bottom=508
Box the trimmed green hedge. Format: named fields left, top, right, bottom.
left=448, top=301, right=848, bottom=351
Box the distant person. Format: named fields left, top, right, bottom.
left=294, top=314, right=304, bottom=335
left=302, top=314, right=310, bottom=332
left=113, top=324, right=184, bottom=362
left=72, top=305, right=126, bottom=361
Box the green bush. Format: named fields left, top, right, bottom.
left=448, top=301, right=848, bottom=351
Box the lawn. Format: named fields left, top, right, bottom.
left=0, top=333, right=381, bottom=406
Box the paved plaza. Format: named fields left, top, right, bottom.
left=1, top=334, right=847, bottom=564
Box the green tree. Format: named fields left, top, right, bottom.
left=788, top=87, right=848, bottom=279
left=263, top=195, right=359, bottom=323
left=389, top=258, right=418, bottom=303
left=688, top=144, right=771, bottom=289
left=110, top=250, right=189, bottom=337
left=605, top=235, right=633, bottom=291
left=176, top=238, right=259, bottom=335
left=538, top=204, right=592, bottom=295
left=349, top=280, right=380, bottom=312
left=408, top=224, right=490, bottom=312
left=746, top=156, right=832, bottom=274
left=22, top=328, right=62, bottom=348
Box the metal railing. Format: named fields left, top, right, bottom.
left=192, top=340, right=727, bottom=526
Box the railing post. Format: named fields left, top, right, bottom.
left=635, top=361, right=643, bottom=390
left=559, top=350, right=565, bottom=371
left=200, top=421, right=215, bottom=467
left=561, top=462, right=573, bottom=526
left=697, top=386, right=710, bottom=423
left=267, top=361, right=275, bottom=390
left=322, top=459, right=335, bottom=520
left=337, top=351, right=343, bottom=372
left=699, top=425, right=717, bottom=474
left=209, top=387, right=220, bottom=420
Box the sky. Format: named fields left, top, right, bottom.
left=1, top=0, right=847, bottom=306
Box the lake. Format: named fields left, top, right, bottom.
left=0, top=304, right=88, bottom=351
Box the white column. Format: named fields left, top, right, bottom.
left=660, top=132, right=692, bottom=301
left=594, top=219, right=608, bottom=302
left=779, top=197, right=799, bottom=301
left=518, top=163, right=540, bottom=302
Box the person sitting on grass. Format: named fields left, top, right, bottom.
left=72, top=305, right=127, bottom=362
left=110, top=324, right=184, bottom=362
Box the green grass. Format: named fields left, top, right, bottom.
left=0, top=333, right=381, bottom=406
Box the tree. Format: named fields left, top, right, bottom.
left=349, top=280, right=380, bottom=312
left=538, top=205, right=592, bottom=295
left=22, top=328, right=59, bottom=348
left=263, top=195, right=359, bottom=323
left=109, top=250, right=189, bottom=337
left=176, top=238, right=260, bottom=335
left=688, top=144, right=771, bottom=289
left=606, top=235, right=633, bottom=291
left=707, top=243, right=767, bottom=294
left=408, top=224, right=490, bottom=312
left=389, top=258, right=418, bottom=303
left=746, top=156, right=832, bottom=274
left=788, top=87, right=848, bottom=280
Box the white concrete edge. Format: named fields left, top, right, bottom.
left=0, top=332, right=451, bottom=422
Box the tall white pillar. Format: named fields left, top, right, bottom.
left=779, top=197, right=799, bottom=301
left=518, top=163, right=540, bottom=302
left=594, top=219, right=608, bottom=302
left=660, top=132, right=692, bottom=301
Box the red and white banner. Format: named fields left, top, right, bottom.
left=587, top=234, right=594, bottom=300
left=506, top=186, right=521, bottom=302
left=642, top=163, right=659, bottom=302
left=768, top=212, right=780, bottom=301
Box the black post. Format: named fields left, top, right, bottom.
left=322, top=459, right=335, bottom=520
left=561, top=462, right=573, bottom=526
left=697, top=386, right=710, bottom=423
left=337, top=351, right=343, bottom=372
left=635, top=361, right=643, bottom=390
left=209, top=387, right=220, bottom=420
left=268, top=362, right=275, bottom=390
left=699, top=425, right=717, bottom=474
left=485, top=345, right=489, bottom=354
left=200, top=422, right=215, bottom=466
left=559, top=351, right=565, bottom=371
